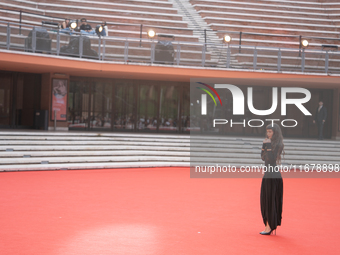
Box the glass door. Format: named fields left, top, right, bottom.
left=159, top=82, right=179, bottom=132
left=0, top=72, right=40, bottom=129
left=113, top=80, right=136, bottom=131
left=68, top=80, right=90, bottom=129
left=90, top=81, right=113, bottom=130
left=0, top=73, right=11, bottom=127
left=181, top=84, right=190, bottom=133
left=137, top=81, right=159, bottom=132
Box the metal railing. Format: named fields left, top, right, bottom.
left=0, top=21, right=340, bottom=74
left=2, top=7, right=340, bottom=51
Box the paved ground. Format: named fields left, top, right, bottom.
left=1, top=167, right=339, bottom=255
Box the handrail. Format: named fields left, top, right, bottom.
left=2, top=21, right=339, bottom=52
left=1, top=7, right=340, bottom=44
left=0, top=21, right=339, bottom=74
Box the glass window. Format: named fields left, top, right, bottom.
left=181, top=84, right=190, bottom=133
left=0, top=74, right=11, bottom=126
left=113, top=80, right=136, bottom=130
left=159, top=82, right=179, bottom=132
left=137, top=82, right=158, bottom=132
left=68, top=80, right=89, bottom=129
left=90, top=81, right=112, bottom=130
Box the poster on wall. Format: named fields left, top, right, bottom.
left=51, top=79, right=68, bottom=121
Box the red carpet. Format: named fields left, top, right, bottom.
left=0, top=167, right=339, bottom=255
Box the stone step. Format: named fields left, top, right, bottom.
left=205, top=18, right=338, bottom=32
left=3, top=0, right=174, bottom=9
left=0, top=151, right=338, bottom=162
left=1, top=147, right=338, bottom=158
left=1, top=9, right=189, bottom=28
left=193, top=4, right=333, bottom=17
left=0, top=155, right=189, bottom=165
left=190, top=0, right=330, bottom=13
left=0, top=131, right=339, bottom=171
left=0, top=1, right=182, bottom=20
left=0, top=143, right=339, bottom=155
left=1, top=132, right=340, bottom=144
left=209, top=23, right=340, bottom=38
left=199, top=11, right=335, bottom=25
left=0, top=161, right=189, bottom=171
left=0, top=146, right=339, bottom=159
left=0, top=137, right=338, bottom=146
left=0, top=150, right=189, bottom=158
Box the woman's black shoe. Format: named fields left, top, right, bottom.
left=259, top=229, right=276, bottom=235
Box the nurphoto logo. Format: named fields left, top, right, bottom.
left=196, top=82, right=312, bottom=128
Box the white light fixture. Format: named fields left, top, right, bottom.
left=301, top=39, right=309, bottom=48
left=147, top=30, right=156, bottom=38
left=69, top=20, right=77, bottom=29
left=95, top=25, right=103, bottom=35
left=223, top=35, right=232, bottom=43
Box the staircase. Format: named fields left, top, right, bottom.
left=0, top=131, right=339, bottom=171
left=168, top=0, right=237, bottom=67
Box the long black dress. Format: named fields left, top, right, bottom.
left=260, top=142, right=283, bottom=230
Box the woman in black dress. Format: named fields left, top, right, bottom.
left=260, top=123, right=284, bottom=235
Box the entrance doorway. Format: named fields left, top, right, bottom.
left=0, top=72, right=41, bottom=129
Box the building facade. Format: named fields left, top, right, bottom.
left=1, top=68, right=339, bottom=139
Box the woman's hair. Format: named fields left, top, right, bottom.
left=266, top=123, right=285, bottom=164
